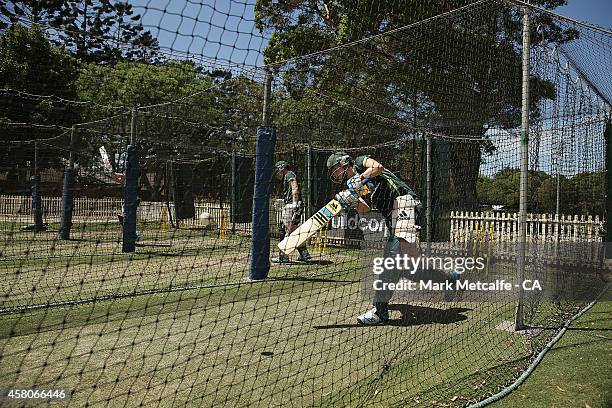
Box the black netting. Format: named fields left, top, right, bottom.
left=0, top=1, right=610, bottom=407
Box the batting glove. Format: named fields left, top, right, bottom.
left=346, top=174, right=364, bottom=193
left=291, top=201, right=304, bottom=225
left=336, top=189, right=359, bottom=210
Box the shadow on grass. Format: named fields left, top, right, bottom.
left=272, top=276, right=359, bottom=284
left=134, top=251, right=183, bottom=257
left=314, top=305, right=471, bottom=329
left=62, top=237, right=120, bottom=243
left=134, top=243, right=173, bottom=248
left=271, top=259, right=334, bottom=266
left=52, top=238, right=175, bottom=248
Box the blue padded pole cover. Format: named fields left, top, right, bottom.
left=59, top=168, right=75, bottom=240
left=249, top=127, right=276, bottom=280
left=122, top=145, right=140, bottom=253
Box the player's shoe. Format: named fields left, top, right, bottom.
left=357, top=307, right=389, bottom=325
left=297, top=247, right=312, bottom=262
left=271, top=253, right=290, bottom=263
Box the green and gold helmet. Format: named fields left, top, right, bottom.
left=274, top=160, right=289, bottom=172
left=326, top=152, right=352, bottom=169
left=326, top=152, right=353, bottom=184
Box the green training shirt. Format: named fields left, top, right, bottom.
left=353, top=155, right=416, bottom=219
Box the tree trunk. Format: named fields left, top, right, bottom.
left=446, top=125, right=483, bottom=211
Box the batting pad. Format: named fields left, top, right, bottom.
left=391, top=194, right=421, bottom=243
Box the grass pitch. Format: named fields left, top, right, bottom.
left=492, top=291, right=611, bottom=408
left=0, top=223, right=601, bottom=407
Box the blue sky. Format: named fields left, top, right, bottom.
left=556, top=0, right=611, bottom=29
left=132, top=0, right=267, bottom=67
left=130, top=0, right=611, bottom=68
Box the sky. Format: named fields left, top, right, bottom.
left=129, top=0, right=611, bottom=69
left=132, top=0, right=267, bottom=68
left=556, top=0, right=612, bottom=30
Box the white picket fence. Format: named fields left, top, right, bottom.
left=0, top=195, right=229, bottom=228
left=450, top=211, right=605, bottom=244
left=447, top=211, right=606, bottom=265
left=1, top=195, right=605, bottom=245
left=0, top=195, right=287, bottom=233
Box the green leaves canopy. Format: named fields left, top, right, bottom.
left=1, top=0, right=159, bottom=64
left=256, top=0, right=575, bottom=209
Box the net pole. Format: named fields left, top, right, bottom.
left=34, top=140, right=38, bottom=176
left=231, top=149, right=236, bottom=234
left=68, top=126, right=75, bottom=170
left=555, top=172, right=560, bottom=215
left=515, top=4, right=531, bottom=331
left=426, top=135, right=432, bottom=251
left=59, top=126, right=76, bottom=240
left=411, top=90, right=417, bottom=182
left=31, top=141, right=44, bottom=231
left=262, top=68, right=272, bottom=127
left=307, top=143, right=312, bottom=217
left=605, top=120, right=612, bottom=259
left=130, top=107, right=136, bottom=145
left=166, top=160, right=176, bottom=229
left=249, top=68, right=276, bottom=280
left=122, top=108, right=140, bottom=253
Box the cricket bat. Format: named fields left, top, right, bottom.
left=278, top=178, right=370, bottom=255
left=278, top=199, right=344, bottom=255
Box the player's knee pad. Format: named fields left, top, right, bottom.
left=392, top=194, right=421, bottom=243
left=281, top=205, right=293, bottom=226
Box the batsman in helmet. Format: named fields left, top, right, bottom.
left=272, top=160, right=311, bottom=263
left=326, top=152, right=459, bottom=325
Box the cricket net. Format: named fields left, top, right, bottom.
left=0, top=0, right=610, bottom=406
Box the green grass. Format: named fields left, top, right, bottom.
left=0, top=286, right=530, bottom=407
left=492, top=291, right=612, bottom=408
left=0, top=229, right=608, bottom=407
left=0, top=235, right=356, bottom=309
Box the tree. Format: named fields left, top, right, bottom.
left=1, top=0, right=159, bottom=64
left=477, top=167, right=604, bottom=215
left=0, top=23, right=80, bottom=178
left=74, top=61, right=262, bottom=198
left=536, top=173, right=563, bottom=213
left=76, top=59, right=214, bottom=168
left=0, top=24, right=77, bottom=96
left=0, top=0, right=64, bottom=28
left=480, top=168, right=522, bottom=210
left=0, top=24, right=78, bottom=164
left=564, top=172, right=605, bottom=215
left=256, top=0, right=576, bottom=209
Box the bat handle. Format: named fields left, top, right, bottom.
left=359, top=176, right=371, bottom=196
